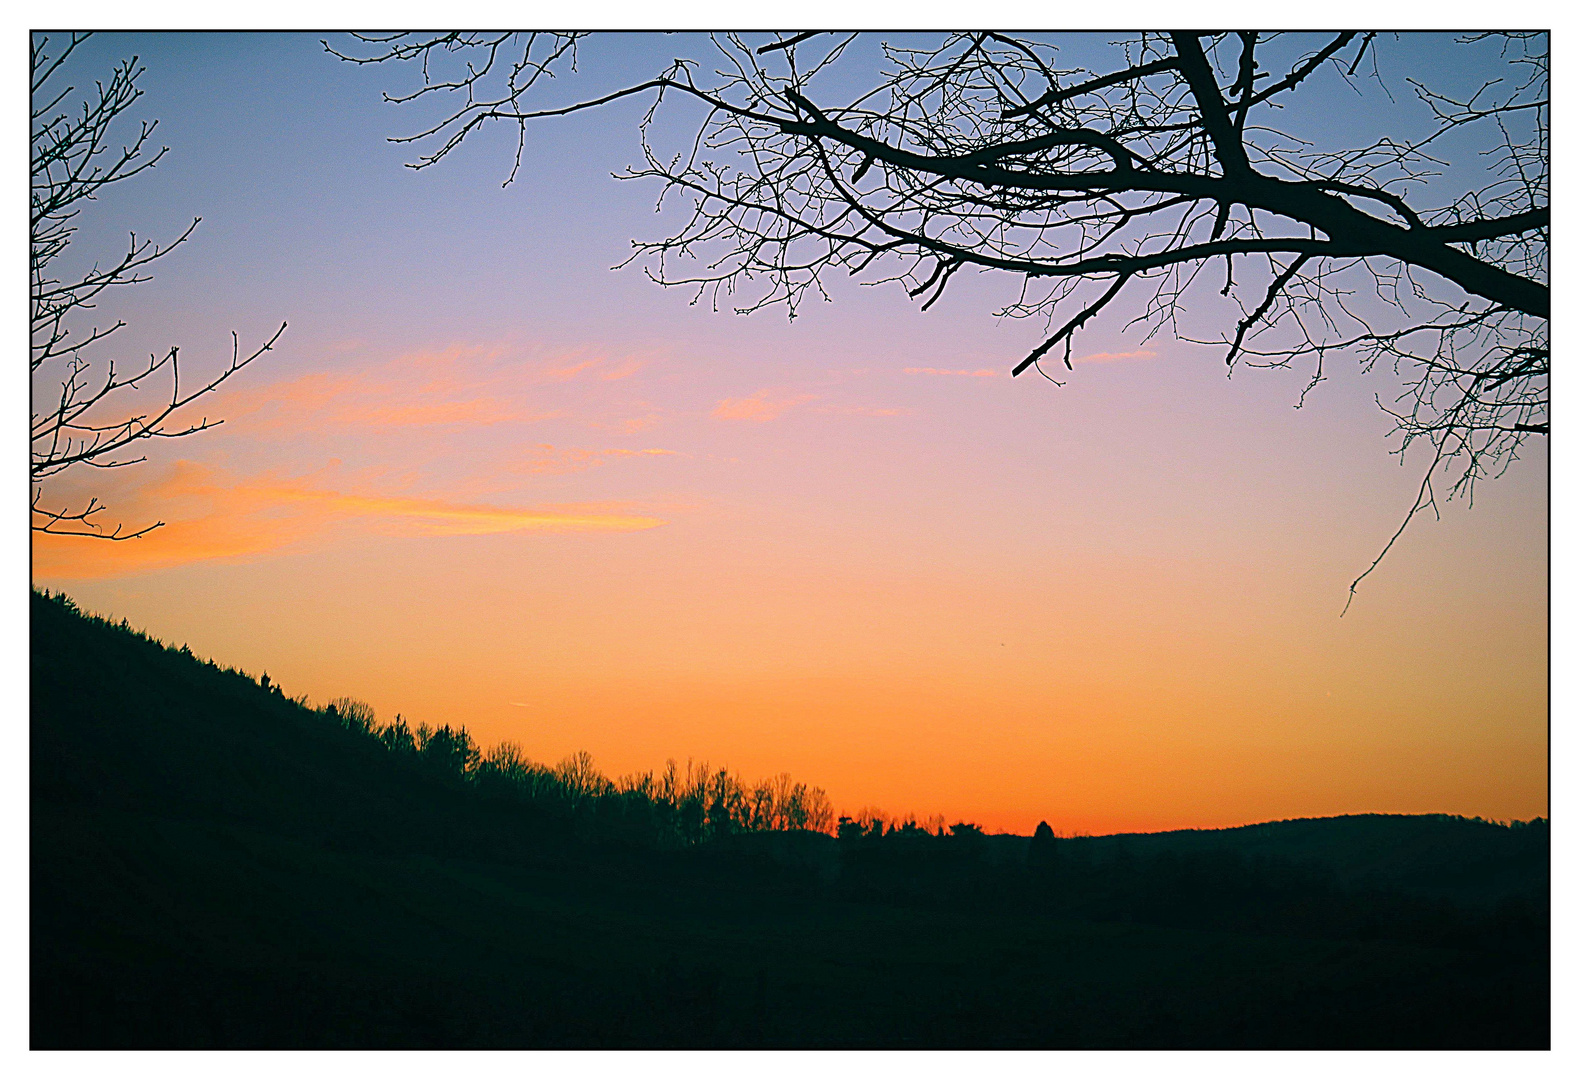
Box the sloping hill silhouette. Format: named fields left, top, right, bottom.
left=975, top=813, right=1548, bottom=907
left=33, top=589, right=571, bottom=863
left=1060, top=814, right=1548, bottom=904
left=31, top=590, right=1548, bottom=1048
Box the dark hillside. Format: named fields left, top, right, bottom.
left=31, top=591, right=1548, bottom=1048
left=978, top=813, right=1547, bottom=908
left=32, top=590, right=572, bottom=865
left=1062, top=814, right=1549, bottom=906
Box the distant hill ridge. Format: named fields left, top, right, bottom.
left=981, top=813, right=1545, bottom=908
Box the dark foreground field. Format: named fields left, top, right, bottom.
left=32, top=591, right=1548, bottom=1048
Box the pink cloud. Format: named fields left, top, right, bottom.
left=534, top=348, right=656, bottom=384
left=517, top=444, right=679, bottom=476
left=711, top=391, right=816, bottom=423
left=222, top=342, right=654, bottom=436
left=31, top=461, right=667, bottom=579
left=598, top=358, right=647, bottom=381
left=1072, top=349, right=1159, bottom=364
left=223, top=346, right=529, bottom=434
left=540, top=357, right=602, bottom=383
left=903, top=367, right=1000, bottom=378
left=817, top=405, right=910, bottom=417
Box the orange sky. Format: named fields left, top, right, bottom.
left=31, top=33, right=1548, bottom=835
left=34, top=332, right=1547, bottom=834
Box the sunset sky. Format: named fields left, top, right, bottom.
left=31, top=32, right=1548, bottom=835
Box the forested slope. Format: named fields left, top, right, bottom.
left=31, top=591, right=1548, bottom=1048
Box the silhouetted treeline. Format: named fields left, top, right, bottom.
left=323, top=692, right=836, bottom=846
left=34, top=589, right=835, bottom=852
left=31, top=589, right=1548, bottom=1049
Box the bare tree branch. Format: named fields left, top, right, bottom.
left=31, top=33, right=285, bottom=540
left=338, top=30, right=1546, bottom=601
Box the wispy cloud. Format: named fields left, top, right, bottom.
left=225, top=346, right=526, bottom=434
left=900, top=353, right=1155, bottom=377
left=616, top=414, right=661, bottom=434
left=711, top=391, right=816, bottom=422
left=540, top=357, right=602, bottom=383
left=223, top=342, right=652, bottom=436
left=527, top=348, right=654, bottom=385
left=32, top=462, right=666, bottom=579
left=597, top=358, right=647, bottom=382
left=517, top=444, right=679, bottom=476
left=1072, top=349, right=1158, bottom=364
left=276, top=487, right=665, bottom=537
left=903, top=367, right=1001, bottom=378
left=817, top=404, right=910, bottom=417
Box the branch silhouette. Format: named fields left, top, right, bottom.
left=334, top=31, right=1546, bottom=599
left=31, top=32, right=285, bottom=540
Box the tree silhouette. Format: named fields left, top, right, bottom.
left=328, top=695, right=377, bottom=733
left=334, top=31, right=1546, bottom=599
left=31, top=33, right=285, bottom=540
left=1028, top=820, right=1058, bottom=870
